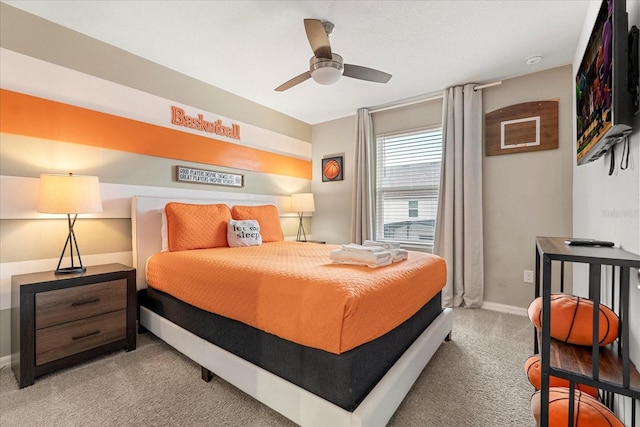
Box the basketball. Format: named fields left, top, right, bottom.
left=528, top=293, right=619, bottom=346
left=323, top=159, right=340, bottom=180
left=524, top=355, right=598, bottom=397
left=531, top=387, right=623, bottom=427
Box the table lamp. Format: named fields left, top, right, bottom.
left=37, top=173, right=103, bottom=274
left=291, top=193, right=315, bottom=242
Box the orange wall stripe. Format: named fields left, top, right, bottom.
left=0, top=89, right=311, bottom=180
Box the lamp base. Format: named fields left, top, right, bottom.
left=55, top=266, right=87, bottom=275
left=296, top=212, right=307, bottom=242
left=54, top=214, right=86, bottom=275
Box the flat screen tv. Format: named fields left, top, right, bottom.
left=575, top=0, right=633, bottom=165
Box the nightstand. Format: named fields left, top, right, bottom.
left=303, top=240, right=326, bottom=244
left=11, top=263, right=136, bottom=388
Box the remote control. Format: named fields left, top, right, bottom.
left=565, top=238, right=615, bottom=247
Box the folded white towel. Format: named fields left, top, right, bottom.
left=362, top=240, right=407, bottom=262
left=341, top=243, right=386, bottom=254
left=390, top=248, right=409, bottom=262
left=330, top=248, right=392, bottom=268
left=363, top=240, right=401, bottom=250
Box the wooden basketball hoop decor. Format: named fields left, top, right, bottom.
left=485, top=100, right=558, bottom=156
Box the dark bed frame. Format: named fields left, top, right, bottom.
left=140, top=287, right=444, bottom=411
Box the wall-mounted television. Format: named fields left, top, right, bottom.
left=575, top=0, right=634, bottom=165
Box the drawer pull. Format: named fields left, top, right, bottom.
left=71, top=298, right=100, bottom=307
left=71, top=330, right=100, bottom=340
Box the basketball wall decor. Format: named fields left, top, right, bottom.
left=322, top=156, right=344, bottom=182
left=485, top=100, right=558, bottom=156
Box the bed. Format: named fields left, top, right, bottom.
left=132, top=195, right=453, bottom=426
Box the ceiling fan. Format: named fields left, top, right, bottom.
left=274, top=19, right=392, bottom=92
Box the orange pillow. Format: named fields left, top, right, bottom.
left=524, top=355, right=598, bottom=397
left=231, top=205, right=283, bottom=242
left=531, top=387, right=623, bottom=427
left=528, top=293, right=619, bottom=346
left=165, top=202, right=231, bottom=251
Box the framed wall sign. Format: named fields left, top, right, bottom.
left=176, top=165, right=244, bottom=187
left=322, top=156, right=343, bottom=182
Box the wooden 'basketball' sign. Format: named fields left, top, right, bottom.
left=485, top=100, right=558, bottom=156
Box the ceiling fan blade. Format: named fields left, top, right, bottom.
left=343, top=64, right=392, bottom=83
left=274, top=71, right=312, bottom=92
left=304, top=19, right=332, bottom=59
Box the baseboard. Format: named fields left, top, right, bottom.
left=481, top=301, right=528, bottom=317
left=0, top=354, right=11, bottom=369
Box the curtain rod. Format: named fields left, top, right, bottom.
left=368, top=80, right=502, bottom=114
left=473, top=81, right=502, bottom=91
left=368, top=92, right=442, bottom=114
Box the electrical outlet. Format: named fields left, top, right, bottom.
left=524, top=270, right=534, bottom=283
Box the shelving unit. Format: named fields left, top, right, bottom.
left=534, top=237, right=640, bottom=426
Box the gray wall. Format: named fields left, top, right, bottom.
left=311, top=116, right=355, bottom=244
left=483, top=66, right=574, bottom=309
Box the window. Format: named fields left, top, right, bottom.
left=408, top=200, right=418, bottom=218
left=375, top=128, right=442, bottom=247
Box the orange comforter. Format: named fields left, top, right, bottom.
left=146, top=241, right=446, bottom=354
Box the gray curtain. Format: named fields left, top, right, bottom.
left=434, top=84, right=484, bottom=308
left=350, top=108, right=374, bottom=244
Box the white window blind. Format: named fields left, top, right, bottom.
left=375, top=128, right=442, bottom=246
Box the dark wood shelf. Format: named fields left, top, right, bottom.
left=536, top=236, right=640, bottom=267
left=546, top=336, right=640, bottom=397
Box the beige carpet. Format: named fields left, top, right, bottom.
left=0, top=308, right=536, bottom=426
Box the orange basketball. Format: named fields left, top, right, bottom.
left=524, top=355, right=598, bottom=397
left=531, top=387, right=623, bottom=427
left=528, top=293, right=619, bottom=346
left=323, top=159, right=340, bottom=180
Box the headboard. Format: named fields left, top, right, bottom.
left=131, top=194, right=281, bottom=290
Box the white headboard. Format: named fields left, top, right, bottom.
left=131, top=194, right=282, bottom=290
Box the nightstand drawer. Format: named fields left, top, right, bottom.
left=35, top=279, right=127, bottom=329
left=36, top=309, right=126, bottom=365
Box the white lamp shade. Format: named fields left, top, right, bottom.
left=38, top=173, right=103, bottom=214
left=291, top=193, right=315, bottom=213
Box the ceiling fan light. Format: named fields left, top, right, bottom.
left=309, top=54, right=343, bottom=85
left=311, top=66, right=342, bottom=85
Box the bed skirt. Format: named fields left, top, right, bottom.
left=140, top=288, right=443, bottom=411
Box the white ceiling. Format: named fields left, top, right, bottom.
left=5, top=0, right=591, bottom=125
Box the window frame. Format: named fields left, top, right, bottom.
left=373, top=126, right=443, bottom=250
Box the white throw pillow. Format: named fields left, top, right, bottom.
left=227, top=219, right=262, bottom=247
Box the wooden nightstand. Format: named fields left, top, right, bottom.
left=11, top=263, right=136, bottom=388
